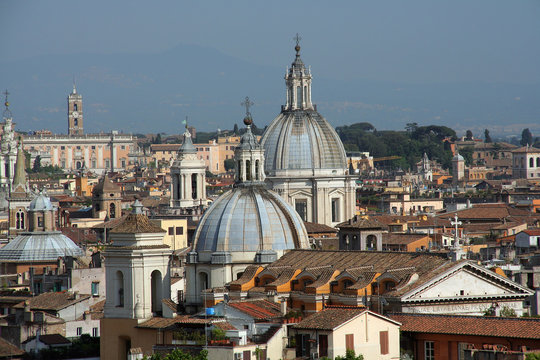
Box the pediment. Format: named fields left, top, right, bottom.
left=402, top=262, right=533, bottom=301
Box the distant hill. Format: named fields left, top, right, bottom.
left=1, top=44, right=539, bottom=135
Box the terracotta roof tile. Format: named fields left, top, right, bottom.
left=293, top=307, right=366, bottom=330
left=389, top=313, right=540, bottom=340
left=228, top=300, right=282, bottom=320
left=0, top=337, right=25, bottom=357
left=36, top=334, right=71, bottom=345
left=382, top=233, right=430, bottom=245
left=303, top=222, right=337, bottom=234
left=110, top=213, right=166, bottom=234
left=137, top=315, right=209, bottom=329
left=14, top=292, right=90, bottom=311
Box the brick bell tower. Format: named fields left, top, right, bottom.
left=68, top=82, right=83, bottom=136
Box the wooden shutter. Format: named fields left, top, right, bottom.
left=319, top=334, right=328, bottom=357
left=243, top=350, right=250, bottom=360
left=346, top=334, right=354, bottom=351
left=380, top=330, right=389, bottom=355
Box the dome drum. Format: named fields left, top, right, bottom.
left=211, top=251, right=232, bottom=264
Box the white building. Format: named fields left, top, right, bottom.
left=512, top=145, right=540, bottom=180
left=260, top=41, right=356, bottom=227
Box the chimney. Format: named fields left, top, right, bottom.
left=280, top=300, right=287, bottom=316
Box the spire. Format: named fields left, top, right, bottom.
left=178, top=117, right=196, bottom=154
left=72, top=77, right=77, bottom=94
left=11, top=138, right=27, bottom=193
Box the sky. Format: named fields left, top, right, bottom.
left=1, top=1, right=539, bottom=135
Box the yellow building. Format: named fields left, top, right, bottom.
left=149, top=218, right=188, bottom=251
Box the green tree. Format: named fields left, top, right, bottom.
left=144, top=349, right=208, bottom=360
left=521, top=128, right=533, bottom=146
left=499, top=306, right=517, bottom=317
left=484, top=129, right=492, bottom=143
left=32, top=155, right=41, bottom=173
left=224, top=158, right=235, bottom=172
left=335, top=349, right=364, bottom=360
left=233, top=123, right=239, bottom=134
left=465, top=130, right=473, bottom=140
left=459, top=146, right=474, bottom=166
left=405, top=122, right=418, bottom=133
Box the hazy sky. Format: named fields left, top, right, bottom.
left=1, top=1, right=539, bottom=134
left=3, top=0, right=540, bottom=83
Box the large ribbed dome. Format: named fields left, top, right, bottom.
left=261, top=110, right=347, bottom=173
left=193, top=185, right=309, bottom=254
left=0, top=232, right=84, bottom=262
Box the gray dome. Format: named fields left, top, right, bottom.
left=193, top=186, right=309, bottom=254
left=0, top=232, right=84, bottom=262
left=261, top=110, right=347, bottom=173
left=29, top=194, right=54, bottom=211
left=453, top=153, right=464, bottom=161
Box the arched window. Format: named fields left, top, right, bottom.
left=199, top=272, right=209, bottom=291
left=109, top=203, right=116, bottom=218
left=18, top=210, right=24, bottom=230
left=530, top=158, right=534, bottom=168
left=191, top=173, right=198, bottom=199
left=151, top=270, right=163, bottom=314
left=296, top=86, right=302, bottom=108
left=255, top=160, right=260, bottom=180
left=537, top=157, right=540, bottom=167
left=303, top=86, right=307, bottom=105
left=16, top=212, right=20, bottom=229
left=366, top=235, right=377, bottom=250
left=237, top=160, right=242, bottom=180
left=115, top=271, right=124, bottom=307
left=246, top=160, right=251, bottom=181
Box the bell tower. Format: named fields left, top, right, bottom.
left=68, top=82, right=83, bottom=136
left=169, top=119, right=207, bottom=212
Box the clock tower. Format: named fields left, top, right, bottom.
left=68, top=83, right=83, bottom=136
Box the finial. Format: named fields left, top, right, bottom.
left=294, top=33, right=302, bottom=54
left=182, top=116, right=188, bottom=129
left=72, top=76, right=77, bottom=94
left=3, top=90, right=9, bottom=109
left=3, top=90, right=12, bottom=118
left=241, top=96, right=254, bottom=126
left=132, top=199, right=143, bottom=214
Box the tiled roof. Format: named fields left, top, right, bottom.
left=109, top=213, right=166, bottom=234
left=0, top=337, right=25, bottom=357
left=230, top=265, right=260, bottom=286
left=228, top=300, right=283, bottom=320
left=338, top=217, right=386, bottom=230
left=14, top=292, right=90, bottom=312
left=442, top=204, right=533, bottom=221
left=272, top=250, right=450, bottom=292
left=213, top=321, right=237, bottom=331
left=512, top=145, right=540, bottom=153
left=162, top=299, right=177, bottom=312
left=389, top=313, right=540, bottom=340
left=303, top=222, right=337, bottom=234
left=382, top=233, right=429, bottom=245
left=293, top=307, right=366, bottom=330
left=37, top=334, right=71, bottom=345
left=137, top=315, right=209, bottom=329
left=522, top=229, right=540, bottom=236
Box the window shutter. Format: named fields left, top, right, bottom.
left=346, top=334, right=354, bottom=351
left=380, top=330, right=389, bottom=354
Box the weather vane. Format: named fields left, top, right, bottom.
left=241, top=96, right=254, bottom=118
